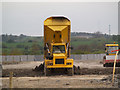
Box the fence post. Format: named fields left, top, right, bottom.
left=9, top=72, right=13, bottom=88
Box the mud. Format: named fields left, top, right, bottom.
left=33, top=63, right=120, bottom=75
left=2, top=75, right=118, bottom=88
left=2, top=61, right=120, bottom=77
left=34, top=63, right=44, bottom=72
left=101, top=74, right=120, bottom=87
left=2, top=61, right=120, bottom=88
left=33, top=64, right=81, bottom=75
left=2, top=67, right=120, bottom=77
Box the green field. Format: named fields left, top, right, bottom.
left=1, top=33, right=119, bottom=55
left=71, top=36, right=118, bottom=54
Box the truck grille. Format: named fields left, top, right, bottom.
left=55, top=59, right=64, bottom=64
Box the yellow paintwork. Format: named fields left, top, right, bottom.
left=53, top=54, right=66, bottom=65
left=106, top=44, right=119, bottom=46
left=53, top=53, right=66, bottom=57
left=44, top=16, right=71, bottom=58
left=44, top=17, right=70, bottom=26
left=44, top=16, right=73, bottom=69
left=44, top=53, right=73, bottom=68
left=105, top=43, right=119, bottom=55
left=51, top=43, right=66, bottom=45
left=47, top=26, right=68, bottom=31
left=109, top=54, right=116, bottom=55
left=45, top=59, right=73, bottom=68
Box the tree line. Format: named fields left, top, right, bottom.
left=1, top=32, right=119, bottom=55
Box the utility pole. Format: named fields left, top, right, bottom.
left=109, top=24, right=111, bottom=36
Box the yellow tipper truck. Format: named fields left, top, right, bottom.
left=44, top=16, right=74, bottom=76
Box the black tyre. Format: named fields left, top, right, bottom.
left=67, top=68, right=74, bottom=76
left=103, top=64, right=106, bottom=67
left=44, top=67, right=51, bottom=76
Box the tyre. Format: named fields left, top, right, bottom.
left=44, top=67, right=51, bottom=76
left=67, top=68, right=74, bottom=76
left=103, top=64, right=106, bottom=67
left=103, top=56, right=106, bottom=67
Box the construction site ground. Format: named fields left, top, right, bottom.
left=1, top=60, right=120, bottom=88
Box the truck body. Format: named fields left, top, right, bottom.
left=103, top=43, right=120, bottom=67
left=44, top=16, right=73, bottom=75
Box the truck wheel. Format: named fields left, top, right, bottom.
left=117, top=63, right=120, bottom=67
left=103, top=64, right=106, bottom=67
left=44, top=66, right=47, bottom=76
left=103, top=56, right=106, bottom=67
left=44, top=67, right=51, bottom=76
left=68, top=68, right=74, bottom=76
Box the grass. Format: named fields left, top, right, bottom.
left=2, top=36, right=118, bottom=55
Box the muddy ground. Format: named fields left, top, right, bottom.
left=2, top=75, right=120, bottom=88
left=1, top=60, right=120, bottom=88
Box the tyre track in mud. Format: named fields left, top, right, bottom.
left=2, top=67, right=120, bottom=77
left=2, top=61, right=120, bottom=77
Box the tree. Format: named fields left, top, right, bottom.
left=2, top=43, right=7, bottom=48
left=28, top=40, right=33, bottom=42
left=112, top=35, right=118, bottom=41
left=7, top=39, right=15, bottom=43
left=24, top=46, right=30, bottom=55
left=31, top=43, right=40, bottom=55
left=10, top=48, right=23, bottom=55
left=94, top=31, right=103, bottom=38
left=16, top=44, right=24, bottom=48
left=2, top=49, right=8, bottom=55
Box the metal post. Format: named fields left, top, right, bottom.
left=112, top=51, right=119, bottom=85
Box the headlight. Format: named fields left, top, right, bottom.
left=67, top=63, right=72, bottom=65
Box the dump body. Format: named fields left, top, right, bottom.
left=44, top=17, right=70, bottom=58
left=103, top=43, right=120, bottom=67
left=44, top=16, right=73, bottom=75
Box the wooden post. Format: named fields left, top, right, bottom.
left=9, top=72, right=13, bottom=88
left=112, top=51, right=119, bottom=85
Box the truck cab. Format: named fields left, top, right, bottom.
left=105, top=44, right=119, bottom=55
left=103, top=43, right=120, bottom=67
left=45, top=43, right=73, bottom=70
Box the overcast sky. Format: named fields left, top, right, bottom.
left=2, top=2, right=118, bottom=36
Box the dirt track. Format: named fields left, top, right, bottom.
left=2, top=75, right=119, bottom=88
left=2, top=67, right=120, bottom=77
left=2, top=60, right=104, bottom=69
left=1, top=60, right=120, bottom=88
left=2, top=60, right=120, bottom=77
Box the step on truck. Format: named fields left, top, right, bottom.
left=44, top=16, right=74, bottom=75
